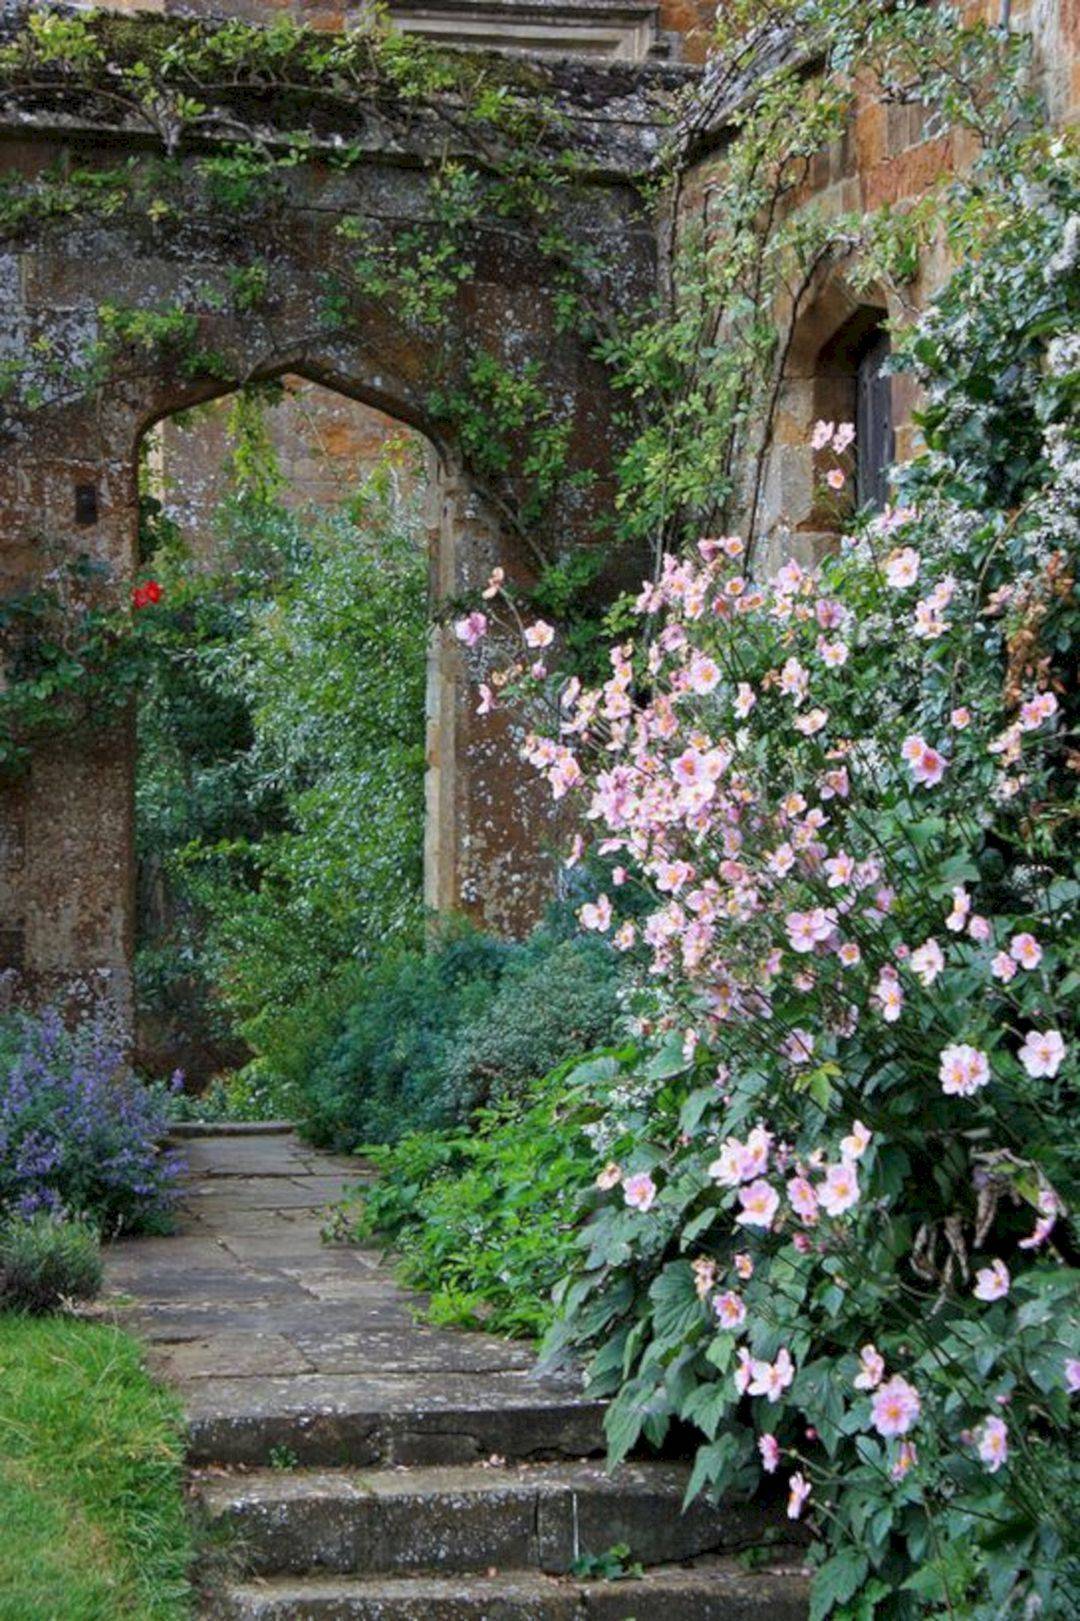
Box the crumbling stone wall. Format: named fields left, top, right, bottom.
left=64, top=0, right=717, bottom=63
left=5, top=0, right=1077, bottom=1041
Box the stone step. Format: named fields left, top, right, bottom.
left=186, top=1372, right=606, bottom=1469
left=196, top=1461, right=768, bottom=1580
left=169, top=1121, right=297, bottom=1138
left=210, top=1558, right=810, bottom=1619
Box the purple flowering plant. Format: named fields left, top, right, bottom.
left=0, top=1007, right=183, bottom=1235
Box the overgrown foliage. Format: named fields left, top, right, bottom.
left=440, top=930, right=622, bottom=1112
left=134, top=435, right=429, bottom=1086
left=337, top=1051, right=612, bottom=1337
left=2, top=5, right=1078, bottom=1616
left=601, top=0, right=1039, bottom=564
left=0, top=3, right=627, bottom=583
left=298, top=923, right=507, bottom=1148
left=0, top=1211, right=103, bottom=1314
left=300, top=912, right=622, bottom=1149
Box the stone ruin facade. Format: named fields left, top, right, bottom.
left=64, top=0, right=720, bottom=63
left=0, top=1, right=673, bottom=1033
left=1, top=0, right=1078, bottom=1041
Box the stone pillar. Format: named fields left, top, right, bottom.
left=20, top=723, right=135, bottom=1028
left=0, top=406, right=137, bottom=1030
left=425, top=460, right=557, bottom=936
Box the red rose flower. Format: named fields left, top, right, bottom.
left=132, top=580, right=162, bottom=610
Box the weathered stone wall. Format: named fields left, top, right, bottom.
left=65, top=0, right=711, bottom=60
left=7, top=0, right=1076, bottom=1039
left=0, top=50, right=661, bottom=1031
left=679, top=0, right=1080, bottom=569
left=149, top=377, right=430, bottom=560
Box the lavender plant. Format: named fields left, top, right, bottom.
left=0, top=1008, right=183, bottom=1234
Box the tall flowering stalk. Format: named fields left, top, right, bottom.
left=457, top=154, right=1080, bottom=1616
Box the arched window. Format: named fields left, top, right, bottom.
left=758, top=293, right=899, bottom=567
left=810, top=306, right=894, bottom=516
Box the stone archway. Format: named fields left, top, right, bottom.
left=134, top=350, right=551, bottom=937
left=0, top=96, right=659, bottom=1030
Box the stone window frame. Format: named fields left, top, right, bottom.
left=809, top=301, right=895, bottom=524
left=758, top=277, right=899, bottom=569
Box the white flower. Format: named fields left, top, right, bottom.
left=976, top=1415, right=1008, bottom=1473
left=973, top=1260, right=1010, bottom=1301
left=1018, top=1029, right=1065, bottom=1078
left=579, top=895, right=612, bottom=932
left=622, top=1172, right=656, bottom=1212
left=840, top=1120, right=871, bottom=1161
left=854, top=1343, right=884, bottom=1391
left=787, top=1471, right=811, bottom=1519
left=1009, top=933, right=1043, bottom=970
left=713, top=1291, right=747, bottom=1329
left=735, top=1180, right=780, bottom=1228
left=910, top=938, right=945, bottom=987
left=524, top=619, right=555, bottom=649
left=748, top=1348, right=795, bottom=1402
left=818, top=1161, right=860, bottom=1217
left=939, top=1043, right=990, bottom=1098
left=884, top=547, right=920, bottom=588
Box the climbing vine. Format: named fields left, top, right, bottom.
left=0, top=1, right=662, bottom=752
left=600, top=0, right=1039, bottom=570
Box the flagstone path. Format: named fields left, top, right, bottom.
left=105, top=1126, right=808, bottom=1619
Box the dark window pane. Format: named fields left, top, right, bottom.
left=74, top=483, right=99, bottom=526
left=856, top=332, right=894, bottom=510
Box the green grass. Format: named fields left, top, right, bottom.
left=0, top=1314, right=193, bottom=1620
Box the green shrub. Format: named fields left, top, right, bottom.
left=443, top=933, right=622, bottom=1112
left=298, top=916, right=622, bottom=1150
left=166, top=1064, right=296, bottom=1124
left=0, top=1213, right=103, bottom=1314
left=298, top=923, right=510, bottom=1148
left=340, top=1051, right=620, bottom=1336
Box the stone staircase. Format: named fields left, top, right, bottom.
left=104, top=1127, right=808, bottom=1619
left=196, top=1424, right=809, bottom=1619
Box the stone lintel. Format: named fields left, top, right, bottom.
left=0, top=6, right=699, bottom=182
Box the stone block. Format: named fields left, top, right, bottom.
left=184, top=1371, right=604, bottom=1467
left=210, top=1563, right=810, bottom=1619
left=199, top=1466, right=542, bottom=1577
left=149, top=1332, right=316, bottom=1382
left=534, top=1462, right=763, bottom=1572
left=581, top=1560, right=810, bottom=1619
left=210, top=1572, right=582, bottom=1619
left=196, top=1459, right=741, bottom=1579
